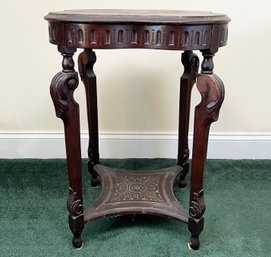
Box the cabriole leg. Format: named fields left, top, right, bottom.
left=50, top=46, right=84, bottom=248
left=78, top=49, right=101, bottom=187
left=177, top=51, right=199, bottom=188
left=188, top=50, right=225, bottom=249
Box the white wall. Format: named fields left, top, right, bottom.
left=0, top=1, right=271, bottom=158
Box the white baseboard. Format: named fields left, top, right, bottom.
left=0, top=132, right=270, bottom=159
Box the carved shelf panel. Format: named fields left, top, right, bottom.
left=84, top=165, right=189, bottom=223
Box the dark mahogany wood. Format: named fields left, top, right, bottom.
left=50, top=46, right=84, bottom=248
left=45, top=9, right=230, bottom=250
left=188, top=50, right=225, bottom=249
left=78, top=50, right=101, bottom=187
left=177, top=51, right=199, bottom=188
left=45, top=10, right=229, bottom=52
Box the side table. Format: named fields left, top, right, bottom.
left=44, top=9, right=230, bottom=250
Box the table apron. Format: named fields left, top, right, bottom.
left=47, top=22, right=228, bottom=51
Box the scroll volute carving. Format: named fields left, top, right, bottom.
left=50, top=48, right=79, bottom=120
left=189, top=189, right=205, bottom=219
left=50, top=72, right=79, bottom=120
left=67, top=187, right=83, bottom=217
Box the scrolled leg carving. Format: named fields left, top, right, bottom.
left=189, top=189, right=205, bottom=219
left=188, top=51, right=225, bottom=250
left=78, top=49, right=101, bottom=187
left=50, top=71, right=78, bottom=119
left=177, top=51, right=199, bottom=188
left=188, top=190, right=205, bottom=250
left=67, top=187, right=83, bottom=216
left=68, top=187, right=84, bottom=248
left=50, top=47, right=84, bottom=248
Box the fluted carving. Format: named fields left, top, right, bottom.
left=47, top=21, right=228, bottom=50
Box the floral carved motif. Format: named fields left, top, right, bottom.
left=112, top=174, right=163, bottom=203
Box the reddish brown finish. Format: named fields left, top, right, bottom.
left=46, top=9, right=229, bottom=251
left=50, top=47, right=84, bottom=248
left=78, top=50, right=101, bottom=187
left=177, top=51, right=199, bottom=188
left=188, top=50, right=225, bottom=249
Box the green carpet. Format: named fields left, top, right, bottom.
left=0, top=159, right=270, bottom=257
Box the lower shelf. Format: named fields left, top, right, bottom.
left=84, top=164, right=189, bottom=223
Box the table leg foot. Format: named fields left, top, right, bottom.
left=73, top=234, right=84, bottom=249
left=69, top=214, right=84, bottom=249
left=91, top=175, right=101, bottom=187
left=188, top=235, right=200, bottom=250
left=188, top=217, right=204, bottom=250
left=178, top=179, right=187, bottom=188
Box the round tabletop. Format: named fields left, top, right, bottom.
left=45, top=9, right=230, bottom=25
left=45, top=9, right=230, bottom=52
